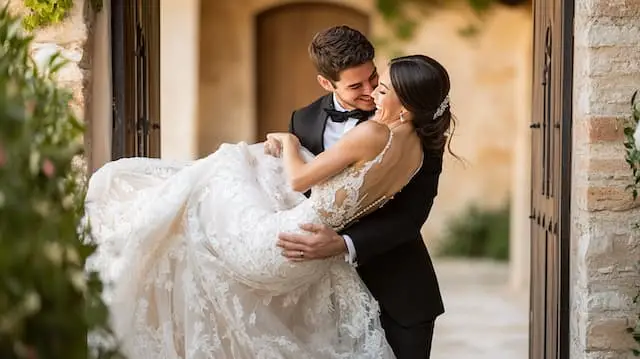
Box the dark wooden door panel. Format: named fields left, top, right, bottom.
left=111, top=0, right=160, bottom=159
left=529, top=0, right=572, bottom=357
left=256, top=3, right=368, bottom=141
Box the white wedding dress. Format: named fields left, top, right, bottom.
left=84, top=137, right=397, bottom=359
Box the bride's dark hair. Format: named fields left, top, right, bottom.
left=389, top=55, right=456, bottom=157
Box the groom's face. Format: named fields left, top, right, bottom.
left=321, top=61, right=379, bottom=112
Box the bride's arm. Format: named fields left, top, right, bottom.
left=270, top=122, right=388, bottom=193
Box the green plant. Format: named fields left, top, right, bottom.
left=628, top=285, right=640, bottom=356
left=0, top=7, right=122, bottom=358
left=374, top=0, right=531, bottom=51
left=622, top=90, right=640, bottom=356
left=22, top=0, right=74, bottom=31
left=624, top=91, right=640, bottom=200
left=436, top=202, right=510, bottom=261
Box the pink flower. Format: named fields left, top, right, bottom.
left=42, top=159, right=55, bottom=178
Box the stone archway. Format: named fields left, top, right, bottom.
left=255, top=3, right=369, bottom=140
left=197, top=1, right=371, bottom=157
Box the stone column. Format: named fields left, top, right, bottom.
left=571, top=0, right=640, bottom=358
left=90, top=0, right=112, bottom=172
left=509, top=15, right=533, bottom=293
left=160, top=0, right=200, bottom=160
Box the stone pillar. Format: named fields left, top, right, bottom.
left=509, top=13, right=533, bottom=293
left=90, top=0, right=112, bottom=172
left=160, top=0, right=200, bottom=160
left=571, top=0, right=640, bottom=358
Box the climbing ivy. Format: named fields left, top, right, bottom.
left=22, top=0, right=102, bottom=31
left=22, top=0, right=73, bottom=31
left=374, top=0, right=530, bottom=48
left=622, top=90, right=640, bottom=356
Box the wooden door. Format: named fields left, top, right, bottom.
left=529, top=0, right=573, bottom=358
left=255, top=3, right=369, bottom=141
left=111, top=0, right=161, bottom=159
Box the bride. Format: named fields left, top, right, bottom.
left=84, top=55, right=453, bottom=359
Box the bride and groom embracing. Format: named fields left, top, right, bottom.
left=85, top=25, right=454, bottom=359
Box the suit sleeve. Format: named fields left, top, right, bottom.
left=288, top=111, right=296, bottom=135
left=342, top=171, right=440, bottom=265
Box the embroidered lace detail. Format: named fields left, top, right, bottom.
left=310, top=132, right=393, bottom=230
left=84, top=142, right=395, bottom=359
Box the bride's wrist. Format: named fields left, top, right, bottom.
left=284, top=135, right=300, bottom=148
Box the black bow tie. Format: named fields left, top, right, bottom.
left=324, top=108, right=375, bottom=123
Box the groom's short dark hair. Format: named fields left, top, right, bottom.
left=308, top=25, right=375, bottom=83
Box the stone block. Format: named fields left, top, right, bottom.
left=575, top=16, right=640, bottom=48
left=586, top=316, right=638, bottom=351
left=575, top=185, right=638, bottom=211
left=584, top=351, right=640, bottom=359
left=577, top=76, right=640, bottom=117
left=577, top=0, right=640, bottom=18
left=575, top=116, right=626, bottom=143
left=586, top=288, right=637, bottom=313
left=586, top=47, right=640, bottom=77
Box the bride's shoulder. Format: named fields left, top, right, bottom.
left=351, top=120, right=390, bottom=146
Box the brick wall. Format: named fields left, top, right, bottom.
left=572, top=0, right=640, bottom=358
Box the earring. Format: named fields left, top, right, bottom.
left=400, top=112, right=405, bottom=123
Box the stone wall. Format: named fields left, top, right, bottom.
left=572, top=0, right=640, bottom=357
left=4, top=0, right=96, bottom=171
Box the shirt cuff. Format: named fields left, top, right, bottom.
left=342, top=234, right=357, bottom=265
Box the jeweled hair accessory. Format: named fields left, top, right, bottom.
left=433, top=95, right=450, bottom=120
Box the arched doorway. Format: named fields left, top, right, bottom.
left=255, top=3, right=369, bottom=141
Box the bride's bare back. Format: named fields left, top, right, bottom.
left=308, top=120, right=424, bottom=231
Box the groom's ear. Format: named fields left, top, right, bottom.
left=317, top=75, right=336, bottom=92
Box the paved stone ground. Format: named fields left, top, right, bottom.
left=430, top=259, right=529, bottom=359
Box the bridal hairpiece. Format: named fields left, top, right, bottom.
left=433, top=95, right=450, bottom=120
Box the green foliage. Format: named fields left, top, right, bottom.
left=0, top=7, right=123, bottom=358
left=436, top=202, right=510, bottom=261
left=89, top=0, right=103, bottom=12
left=21, top=0, right=103, bottom=31
left=22, top=0, right=74, bottom=31
left=374, top=0, right=530, bottom=48
left=622, top=90, right=640, bottom=356
left=623, top=91, right=640, bottom=201
left=628, top=286, right=640, bottom=356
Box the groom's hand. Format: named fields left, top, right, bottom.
left=277, top=223, right=346, bottom=262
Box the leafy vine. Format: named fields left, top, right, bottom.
left=22, top=0, right=102, bottom=31
left=22, top=0, right=73, bottom=31
left=374, top=0, right=531, bottom=49
left=622, top=90, right=640, bottom=356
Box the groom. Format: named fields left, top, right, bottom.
left=266, top=25, right=444, bottom=358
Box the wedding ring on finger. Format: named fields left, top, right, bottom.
left=298, top=250, right=304, bottom=258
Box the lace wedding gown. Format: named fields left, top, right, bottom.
left=84, top=137, right=397, bottom=359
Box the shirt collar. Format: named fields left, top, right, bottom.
left=332, top=93, right=347, bottom=112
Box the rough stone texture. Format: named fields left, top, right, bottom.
left=5, top=0, right=96, bottom=173
left=572, top=0, right=640, bottom=358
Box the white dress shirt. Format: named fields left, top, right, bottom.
left=323, top=94, right=366, bottom=265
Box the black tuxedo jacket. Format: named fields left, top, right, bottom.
left=288, top=94, right=445, bottom=326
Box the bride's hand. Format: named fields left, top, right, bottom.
left=266, top=133, right=300, bottom=148
left=264, top=138, right=282, bottom=157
